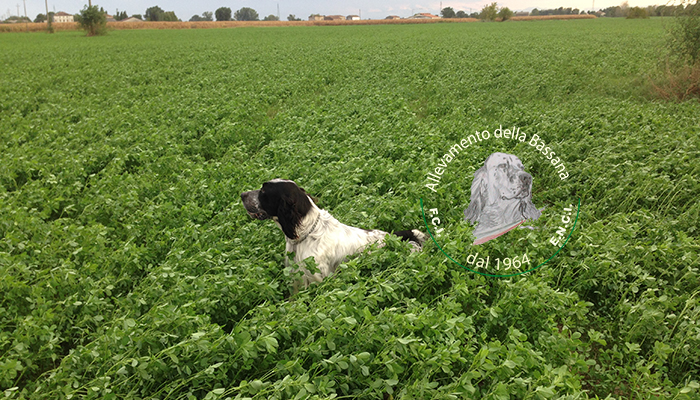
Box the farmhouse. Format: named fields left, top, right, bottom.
left=54, top=11, right=73, bottom=23
left=324, top=15, right=345, bottom=21
left=308, top=14, right=323, bottom=21
left=120, top=16, right=143, bottom=22
left=346, top=15, right=360, bottom=20
left=385, top=15, right=401, bottom=19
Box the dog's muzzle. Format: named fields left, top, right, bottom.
left=515, top=172, right=532, bottom=198
left=241, top=190, right=269, bottom=220
left=502, top=172, right=532, bottom=200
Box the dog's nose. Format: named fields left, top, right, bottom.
left=519, top=173, right=532, bottom=186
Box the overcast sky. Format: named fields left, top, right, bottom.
left=8, top=0, right=672, bottom=22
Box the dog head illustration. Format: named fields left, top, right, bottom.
left=464, top=153, right=541, bottom=244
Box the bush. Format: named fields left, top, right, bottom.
left=498, top=7, right=514, bottom=21
left=78, top=5, right=106, bottom=36
left=480, top=2, right=498, bottom=21
left=653, top=0, right=700, bottom=100
left=669, top=0, right=700, bottom=66
left=627, top=6, right=649, bottom=18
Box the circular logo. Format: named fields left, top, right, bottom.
left=420, top=126, right=580, bottom=277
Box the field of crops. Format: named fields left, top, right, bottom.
left=1, top=18, right=699, bottom=399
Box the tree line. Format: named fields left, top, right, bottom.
left=190, top=7, right=287, bottom=22
left=440, top=3, right=514, bottom=21
left=439, top=1, right=696, bottom=21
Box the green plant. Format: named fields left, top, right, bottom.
left=626, top=6, right=649, bottom=18
left=653, top=0, right=700, bottom=99
left=0, top=20, right=699, bottom=400
left=77, top=5, right=107, bottom=36
left=669, top=0, right=700, bottom=65
left=498, top=6, right=514, bottom=21
left=480, top=2, right=498, bottom=21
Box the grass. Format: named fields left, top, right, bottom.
left=0, top=19, right=699, bottom=399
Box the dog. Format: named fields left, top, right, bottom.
left=241, top=179, right=427, bottom=288
left=464, top=153, right=541, bottom=245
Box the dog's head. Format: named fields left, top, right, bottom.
left=241, top=179, right=314, bottom=240
left=464, top=152, right=540, bottom=224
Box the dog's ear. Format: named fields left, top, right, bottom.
left=277, top=185, right=313, bottom=239
left=297, top=186, right=318, bottom=204
left=465, top=166, right=488, bottom=223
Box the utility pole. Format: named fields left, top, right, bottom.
left=44, top=0, right=52, bottom=32
left=277, top=3, right=279, bottom=20
left=23, top=0, right=28, bottom=31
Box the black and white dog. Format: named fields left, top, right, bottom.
left=241, top=179, right=427, bottom=288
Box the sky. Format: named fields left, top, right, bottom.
left=5, top=0, right=675, bottom=22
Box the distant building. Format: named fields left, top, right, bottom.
left=324, top=15, right=345, bottom=20
left=408, top=12, right=440, bottom=19
left=308, top=14, right=323, bottom=21
left=121, top=16, right=143, bottom=22
left=385, top=15, right=401, bottom=19
left=105, top=14, right=117, bottom=22
left=54, top=11, right=73, bottom=23
left=515, top=11, right=529, bottom=16
left=346, top=15, right=360, bottom=20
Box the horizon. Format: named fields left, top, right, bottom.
left=4, top=0, right=684, bottom=23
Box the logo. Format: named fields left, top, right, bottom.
left=420, top=126, right=580, bottom=277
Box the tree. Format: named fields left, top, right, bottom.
left=234, top=7, right=259, bottom=21
left=498, top=6, right=513, bottom=21
left=617, top=1, right=630, bottom=17
left=78, top=5, right=107, bottom=36
left=456, top=10, right=468, bottom=18
left=131, top=14, right=143, bottom=20
left=162, top=11, right=178, bottom=21
left=190, top=14, right=203, bottom=21
left=441, top=7, right=456, bottom=18
left=202, top=11, right=213, bottom=21
left=600, top=6, right=621, bottom=16
left=287, top=14, right=301, bottom=21
left=626, top=6, right=648, bottom=18
left=263, top=14, right=279, bottom=21
left=480, top=2, right=498, bottom=21
left=34, top=13, right=46, bottom=22
left=145, top=6, right=164, bottom=21
left=215, top=7, right=232, bottom=21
